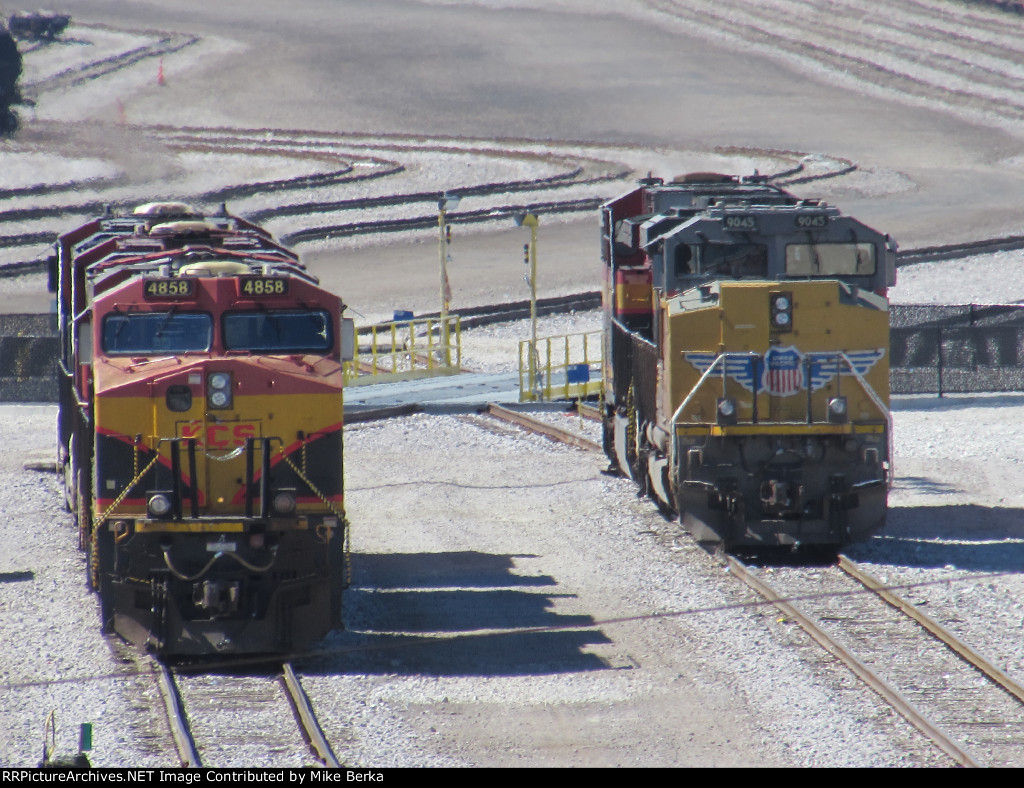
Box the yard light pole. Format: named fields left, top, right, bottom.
left=514, top=211, right=539, bottom=399
left=438, top=193, right=460, bottom=366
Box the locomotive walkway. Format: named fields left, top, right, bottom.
left=344, top=371, right=521, bottom=412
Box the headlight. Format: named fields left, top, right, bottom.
left=148, top=493, right=173, bottom=518
left=207, top=372, right=233, bottom=409
left=209, top=390, right=230, bottom=408
left=770, top=291, right=793, bottom=332
left=827, top=396, right=848, bottom=424
left=272, top=492, right=297, bottom=515
left=716, top=397, right=738, bottom=426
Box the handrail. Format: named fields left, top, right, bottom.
left=518, top=329, right=602, bottom=402
left=671, top=350, right=889, bottom=431
left=343, top=314, right=462, bottom=384
left=670, top=352, right=760, bottom=427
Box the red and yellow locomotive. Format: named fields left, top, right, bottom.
left=52, top=203, right=352, bottom=655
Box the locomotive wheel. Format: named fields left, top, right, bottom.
left=59, top=453, right=71, bottom=512
left=95, top=529, right=114, bottom=631
left=88, top=528, right=100, bottom=591
left=63, top=433, right=77, bottom=515
left=601, top=405, right=615, bottom=461
left=624, top=384, right=639, bottom=477
left=75, top=470, right=89, bottom=552
left=650, top=472, right=676, bottom=518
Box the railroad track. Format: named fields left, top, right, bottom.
left=480, top=403, right=602, bottom=453
left=349, top=401, right=603, bottom=450
left=727, top=554, right=1024, bottom=767
left=645, top=0, right=1024, bottom=128
left=156, top=660, right=341, bottom=768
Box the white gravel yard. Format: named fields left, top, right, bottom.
left=892, top=251, right=1024, bottom=306
left=304, top=413, right=950, bottom=767
left=0, top=406, right=168, bottom=768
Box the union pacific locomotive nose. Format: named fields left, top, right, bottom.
left=601, top=171, right=893, bottom=551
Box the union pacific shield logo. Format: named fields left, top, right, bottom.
left=762, top=346, right=804, bottom=397
left=682, top=347, right=885, bottom=396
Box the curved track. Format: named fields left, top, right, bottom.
left=3, top=22, right=878, bottom=272
left=10, top=2, right=1024, bottom=275
left=643, top=0, right=1024, bottom=130
left=0, top=124, right=847, bottom=274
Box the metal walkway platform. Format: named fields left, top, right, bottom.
left=344, top=371, right=522, bottom=411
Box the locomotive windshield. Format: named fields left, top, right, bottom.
left=699, top=243, right=767, bottom=278
left=102, top=312, right=212, bottom=354
left=223, top=309, right=332, bottom=353
left=785, top=242, right=875, bottom=276
left=673, top=242, right=768, bottom=279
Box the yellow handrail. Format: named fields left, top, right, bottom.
left=343, top=315, right=462, bottom=385
left=519, top=330, right=602, bottom=402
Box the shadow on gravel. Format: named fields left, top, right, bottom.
left=894, top=475, right=967, bottom=496
left=356, top=551, right=555, bottom=590
left=0, top=570, right=34, bottom=582
left=846, top=503, right=1024, bottom=572
left=300, top=550, right=611, bottom=677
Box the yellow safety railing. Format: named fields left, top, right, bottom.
left=519, top=330, right=602, bottom=402
left=343, top=315, right=462, bottom=386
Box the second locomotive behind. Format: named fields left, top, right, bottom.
left=52, top=202, right=353, bottom=655
left=602, top=174, right=896, bottom=552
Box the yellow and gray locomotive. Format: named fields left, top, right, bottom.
left=52, top=203, right=353, bottom=655
left=602, top=174, right=895, bottom=551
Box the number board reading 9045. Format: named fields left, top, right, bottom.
left=795, top=214, right=829, bottom=229
left=723, top=215, right=757, bottom=231
left=143, top=278, right=195, bottom=299
left=239, top=277, right=289, bottom=297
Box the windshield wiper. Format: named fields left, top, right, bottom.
left=154, top=306, right=178, bottom=340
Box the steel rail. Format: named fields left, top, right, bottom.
left=0, top=138, right=857, bottom=275
left=576, top=401, right=602, bottom=422
left=483, top=403, right=602, bottom=453
left=281, top=662, right=342, bottom=768
left=725, top=555, right=982, bottom=768
left=157, top=660, right=340, bottom=768
left=838, top=556, right=1024, bottom=706
left=154, top=662, right=202, bottom=768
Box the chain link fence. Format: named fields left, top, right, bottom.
left=891, top=304, right=1024, bottom=395
left=6, top=304, right=1024, bottom=401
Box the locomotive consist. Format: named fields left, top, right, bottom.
left=51, top=203, right=352, bottom=655
left=602, top=174, right=896, bottom=551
